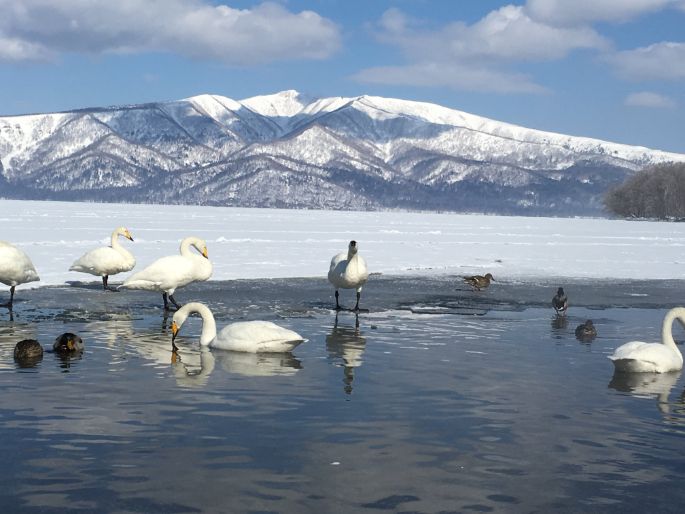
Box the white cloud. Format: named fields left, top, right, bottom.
left=608, top=42, right=685, bottom=80
left=625, top=91, right=677, bottom=108
left=354, top=6, right=606, bottom=94
left=0, top=36, right=52, bottom=61
left=0, top=0, right=341, bottom=64
left=525, top=0, right=675, bottom=25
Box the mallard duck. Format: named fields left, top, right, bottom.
left=120, top=236, right=212, bottom=310
left=464, top=273, right=494, bottom=291
left=70, top=227, right=135, bottom=291
left=575, top=320, right=597, bottom=340
left=328, top=240, right=369, bottom=311
left=552, top=287, right=568, bottom=314
left=13, top=339, right=44, bottom=363
left=53, top=333, right=84, bottom=354
left=0, top=241, right=40, bottom=309
left=609, top=307, right=685, bottom=373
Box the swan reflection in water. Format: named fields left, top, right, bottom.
left=609, top=371, right=682, bottom=415
left=326, top=313, right=366, bottom=395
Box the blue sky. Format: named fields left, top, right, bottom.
left=1, top=0, right=685, bottom=153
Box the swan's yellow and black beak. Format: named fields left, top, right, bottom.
left=171, top=321, right=179, bottom=343
left=202, top=247, right=209, bottom=259
left=126, top=230, right=134, bottom=242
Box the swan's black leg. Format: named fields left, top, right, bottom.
left=163, top=293, right=171, bottom=311
left=335, top=290, right=342, bottom=311
left=102, top=275, right=118, bottom=292
left=1, top=286, right=15, bottom=310
left=169, top=294, right=182, bottom=310
left=353, top=291, right=361, bottom=311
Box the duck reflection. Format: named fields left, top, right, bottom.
left=551, top=314, right=568, bottom=331
left=326, top=313, right=366, bottom=395
left=609, top=371, right=681, bottom=415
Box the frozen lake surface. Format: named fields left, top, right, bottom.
left=2, top=276, right=685, bottom=513
left=2, top=199, right=685, bottom=287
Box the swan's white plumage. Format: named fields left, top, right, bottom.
left=328, top=241, right=369, bottom=291
left=608, top=307, right=685, bottom=373
left=0, top=241, right=40, bottom=287
left=172, top=302, right=305, bottom=353
left=120, top=236, right=212, bottom=295
left=69, top=227, right=135, bottom=277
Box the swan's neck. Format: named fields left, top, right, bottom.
left=194, top=304, right=217, bottom=346
left=662, top=309, right=684, bottom=353
left=111, top=231, right=122, bottom=249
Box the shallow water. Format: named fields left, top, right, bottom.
left=1, top=276, right=685, bottom=513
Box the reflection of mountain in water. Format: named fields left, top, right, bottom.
left=326, top=314, right=366, bottom=395
left=609, top=371, right=681, bottom=415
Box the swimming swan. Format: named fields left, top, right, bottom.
left=0, top=241, right=40, bottom=309
left=608, top=307, right=685, bottom=373
left=120, top=236, right=212, bottom=310
left=328, top=240, right=369, bottom=311
left=69, top=227, right=135, bottom=291
left=171, top=302, right=306, bottom=353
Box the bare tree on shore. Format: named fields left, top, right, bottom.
left=604, top=163, right=685, bottom=219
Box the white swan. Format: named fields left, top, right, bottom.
left=0, top=241, right=40, bottom=309
left=120, top=236, right=212, bottom=310
left=608, top=307, right=685, bottom=373
left=69, top=227, right=135, bottom=290
left=171, top=302, right=306, bottom=353
left=328, top=240, right=369, bottom=311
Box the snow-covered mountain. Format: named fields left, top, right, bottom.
left=1, top=90, right=683, bottom=215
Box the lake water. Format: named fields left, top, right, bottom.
left=1, top=276, right=684, bottom=513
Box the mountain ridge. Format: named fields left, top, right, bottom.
left=2, top=90, right=684, bottom=215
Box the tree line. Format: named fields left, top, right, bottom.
left=604, top=162, right=685, bottom=219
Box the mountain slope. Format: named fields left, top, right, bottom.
left=2, top=90, right=683, bottom=215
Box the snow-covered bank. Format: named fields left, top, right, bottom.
left=1, top=199, right=684, bottom=286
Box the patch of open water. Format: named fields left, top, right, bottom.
left=1, top=276, right=684, bottom=513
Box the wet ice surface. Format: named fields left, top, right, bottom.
left=2, top=275, right=685, bottom=513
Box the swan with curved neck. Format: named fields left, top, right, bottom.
left=0, top=241, right=40, bottom=309
left=70, top=227, right=135, bottom=291
left=328, top=240, right=369, bottom=311
left=121, top=236, right=212, bottom=310
left=609, top=307, right=685, bottom=373
left=171, top=302, right=305, bottom=353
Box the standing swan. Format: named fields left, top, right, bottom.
left=0, top=241, right=40, bottom=309
left=608, top=307, right=685, bottom=373
left=69, top=227, right=135, bottom=291
left=120, top=236, right=212, bottom=310
left=171, top=302, right=306, bottom=353
left=328, top=240, right=369, bottom=311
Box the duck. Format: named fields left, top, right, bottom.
left=608, top=307, right=685, bottom=373
left=70, top=227, right=136, bottom=291
left=328, top=240, right=369, bottom=311
left=171, top=302, right=306, bottom=353
left=575, top=319, right=597, bottom=340
left=13, top=339, right=44, bottom=363
left=120, top=236, right=212, bottom=310
left=464, top=273, right=494, bottom=291
left=552, top=287, right=568, bottom=314
left=0, top=241, right=40, bottom=309
left=53, top=333, right=84, bottom=354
